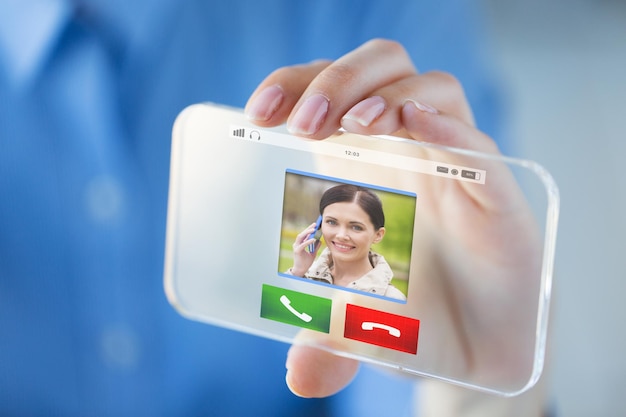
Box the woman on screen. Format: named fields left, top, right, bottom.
left=288, top=184, right=406, bottom=301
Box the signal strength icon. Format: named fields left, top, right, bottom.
left=233, top=128, right=245, bottom=138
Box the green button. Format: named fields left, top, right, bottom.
left=260, top=284, right=332, bottom=333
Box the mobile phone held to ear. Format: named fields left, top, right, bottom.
left=164, top=103, right=559, bottom=397
left=307, top=215, right=323, bottom=253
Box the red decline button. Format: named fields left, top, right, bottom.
left=344, top=304, right=420, bottom=354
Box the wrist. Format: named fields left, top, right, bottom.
left=287, top=267, right=305, bottom=277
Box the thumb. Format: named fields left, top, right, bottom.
left=285, top=344, right=360, bottom=398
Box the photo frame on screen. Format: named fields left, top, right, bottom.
left=277, top=169, right=416, bottom=303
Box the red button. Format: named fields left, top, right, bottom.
left=344, top=304, right=420, bottom=354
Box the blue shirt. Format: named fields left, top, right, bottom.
left=0, top=1, right=502, bottom=415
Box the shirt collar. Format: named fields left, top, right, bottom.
left=306, top=249, right=393, bottom=292
left=76, top=0, right=179, bottom=53
left=0, top=0, right=178, bottom=90
left=0, top=0, right=72, bottom=88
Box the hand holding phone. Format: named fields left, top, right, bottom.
left=164, top=103, right=559, bottom=397
left=289, top=219, right=322, bottom=277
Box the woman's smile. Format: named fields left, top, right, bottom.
left=331, top=241, right=356, bottom=252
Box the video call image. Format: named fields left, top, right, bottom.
left=278, top=169, right=416, bottom=302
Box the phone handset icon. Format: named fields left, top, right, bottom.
left=361, top=321, right=401, bottom=338
left=280, top=295, right=313, bottom=323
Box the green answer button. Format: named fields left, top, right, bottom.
left=260, top=284, right=332, bottom=333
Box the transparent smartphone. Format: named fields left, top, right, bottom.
left=164, top=103, right=559, bottom=396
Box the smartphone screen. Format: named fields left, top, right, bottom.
left=164, top=103, right=559, bottom=396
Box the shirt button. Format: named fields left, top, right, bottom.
left=100, top=324, right=140, bottom=370
left=85, top=175, right=124, bottom=221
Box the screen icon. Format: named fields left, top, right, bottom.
left=361, top=321, right=401, bottom=337
left=280, top=295, right=312, bottom=322
left=260, top=284, right=332, bottom=333
left=344, top=304, right=420, bottom=354
left=249, top=130, right=261, bottom=140
left=461, top=169, right=480, bottom=180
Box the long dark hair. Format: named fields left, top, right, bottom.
left=319, top=184, right=384, bottom=229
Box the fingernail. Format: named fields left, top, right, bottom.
left=246, top=84, right=284, bottom=121
left=342, top=96, right=386, bottom=127
left=288, top=94, right=329, bottom=136
left=404, top=99, right=438, bottom=114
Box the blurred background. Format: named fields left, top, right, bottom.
left=2, top=0, right=623, bottom=415
left=482, top=0, right=626, bottom=415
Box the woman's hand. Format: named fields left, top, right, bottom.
left=290, top=222, right=321, bottom=277
left=245, top=39, right=547, bottom=416
left=246, top=39, right=483, bottom=149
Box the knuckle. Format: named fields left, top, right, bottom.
left=367, top=38, right=407, bottom=56
left=268, top=64, right=301, bottom=80
left=316, top=62, right=359, bottom=89
left=427, top=70, right=465, bottom=97
left=267, top=60, right=331, bottom=83
left=425, top=70, right=474, bottom=123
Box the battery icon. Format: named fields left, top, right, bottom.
left=461, top=170, right=481, bottom=180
